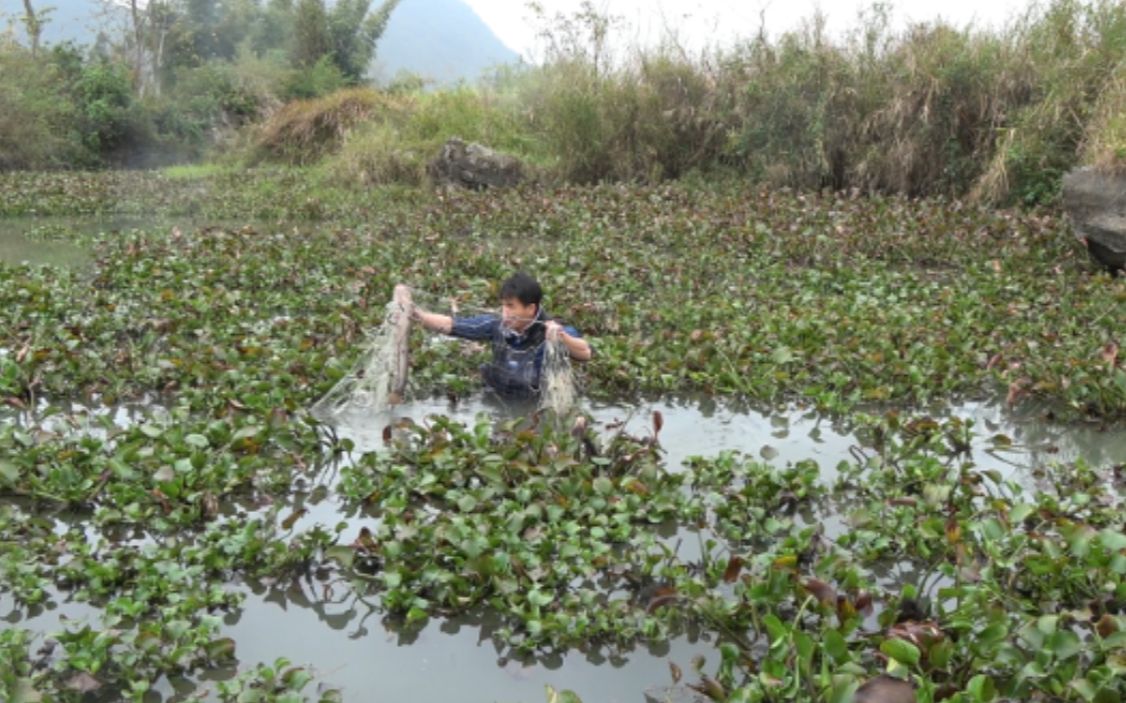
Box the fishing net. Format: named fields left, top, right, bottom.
left=538, top=337, right=577, bottom=415
left=309, top=287, right=582, bottom=420
left=309, top=298, right=411, bottom=421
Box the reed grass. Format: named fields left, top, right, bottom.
left=246, top=0, right=1126, bottom=202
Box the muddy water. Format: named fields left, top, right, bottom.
left=3, top=396, right=1124, bottom=702
left=0, top=218, right=92, bottom=267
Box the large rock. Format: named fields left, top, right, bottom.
left=427, top=137, right=524, bottom=190
left=1062, top=167, right=1126, bottom=271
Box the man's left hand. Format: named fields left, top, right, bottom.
left=545, top=320, right=563, bottom=341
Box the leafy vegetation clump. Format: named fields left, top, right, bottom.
left=0, top=168, right=1123, bottom=701
left=0, top=174, right=1123, bottom=419
left=4, top=1, right=1126, bottom=200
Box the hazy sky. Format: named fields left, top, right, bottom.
left=463, top=0, right=1039, bottom=58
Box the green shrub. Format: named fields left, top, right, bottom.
left=283, top=54, right=348, bottom=100
left=331, top=120, right=426, bottom=186
left=0, top=44, right=87, bottom=169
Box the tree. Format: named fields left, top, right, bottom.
left=292, top=0, right=330, bottom=68
left=20, top=0, right=48, bottom=57
left=291, top=0, right=399, bottom=80
left=327, top=0, right=400, bottom=81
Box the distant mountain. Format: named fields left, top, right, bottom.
left=372, top=0, right=520, bottom=85
left=1, top=0, right=520, bottom=85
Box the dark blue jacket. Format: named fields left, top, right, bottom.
left=450, top=309, right=582, bottom=397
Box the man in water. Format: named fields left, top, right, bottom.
left=395, top=272, right=591, bottom=398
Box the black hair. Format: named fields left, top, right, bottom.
left=499, top=271, right=543, bottom=308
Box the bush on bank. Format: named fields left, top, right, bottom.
left=2, top=1, right=1125, bottom=203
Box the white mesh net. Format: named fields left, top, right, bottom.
left=309, top=299, right=411, bottom=421
left=310, top=289, right=582, bottom=420
left=538, top=336, right=578, bottom=415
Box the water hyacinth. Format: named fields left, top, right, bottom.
left=0, top=172, right=1122, bottom=701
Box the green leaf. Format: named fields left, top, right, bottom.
left=231, top=425, right=261, bottom=441
left=206, top=637, right=236, bottom=661
left=794, top=631, right=814, bottom=665
left=528, top=589, right=554, bottom=608
left=546, top=685, right=583, bottom=703
left=1070, top=678, right=1098, bottom=702
left=771, top=346, right=795, bottom=364
left=1009, top=503, right=1034, bottom=524
left=323, top=545, right=355, bottom=569
left=0, top=459, right=18, bottom=484
left=1097, top=529, right=1126, bottom=551
left=1047, top=630, right=1081, bottom=660
left=929, top=638, right=954, bottom=669
left=1037, top=615, right=1059, bottom=634
left=762, top=613, right=788, bottom=644
left=11, top=678, right=43, bottom=703
left=184, top=433, right=209, bottom=448
left=823, top=629, right=849, bottom=663
left=966, top=674, right=995, bottom=702
left=880, top=638, right=921, bottom=667
left=457, top=494, right=477, bottom=512
left=827, top=679, right=859, bottom=703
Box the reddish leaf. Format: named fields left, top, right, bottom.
left=668, top=660, right=682, bottom=684
left=65, top=672, right=102, bottom=693
left=855, top=675, right=916, bottom=703
left=1095, top=613, right=1118, bottom=638
left=1101, top=341, right=1119, bottom=369
left=281, top=507, right=308, bottom=530
left=855, top=590, right=874, bottom=613
left=945, top=518, right=962, bottom=544
left=722, top=556, right=744, bottom=583
left=1006, top=379, right=1028, bottom=406
left=351, top=526, right=380, bottom=553
left=652, top=410, right=664, bottom=437
left=803, top=578, right=837, bottom=606
left=887, top=620, right=945, bottom=648
left=646, top=586, right=679, bottom=613
left=687, top=675, right=726, bottom=702
left=622, top=477, right=650, bottom=496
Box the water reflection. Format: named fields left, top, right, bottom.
left=0, top=216, right=122, bottom=267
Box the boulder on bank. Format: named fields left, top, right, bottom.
left=1062, top=167, right=1126, bottom=272
left=427, top=137, right=524, bottom=190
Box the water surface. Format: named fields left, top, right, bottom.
left=3, top=395, right=1124, bottom=702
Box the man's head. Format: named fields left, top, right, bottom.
left=499, top=271, right=542, bottom=333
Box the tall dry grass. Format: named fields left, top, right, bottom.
left=242, top=0, right=1125, bottom=203
left=251, top=87, right=405, bottom=165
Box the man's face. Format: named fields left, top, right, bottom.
left=501, top=297, right=538, bottom=334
